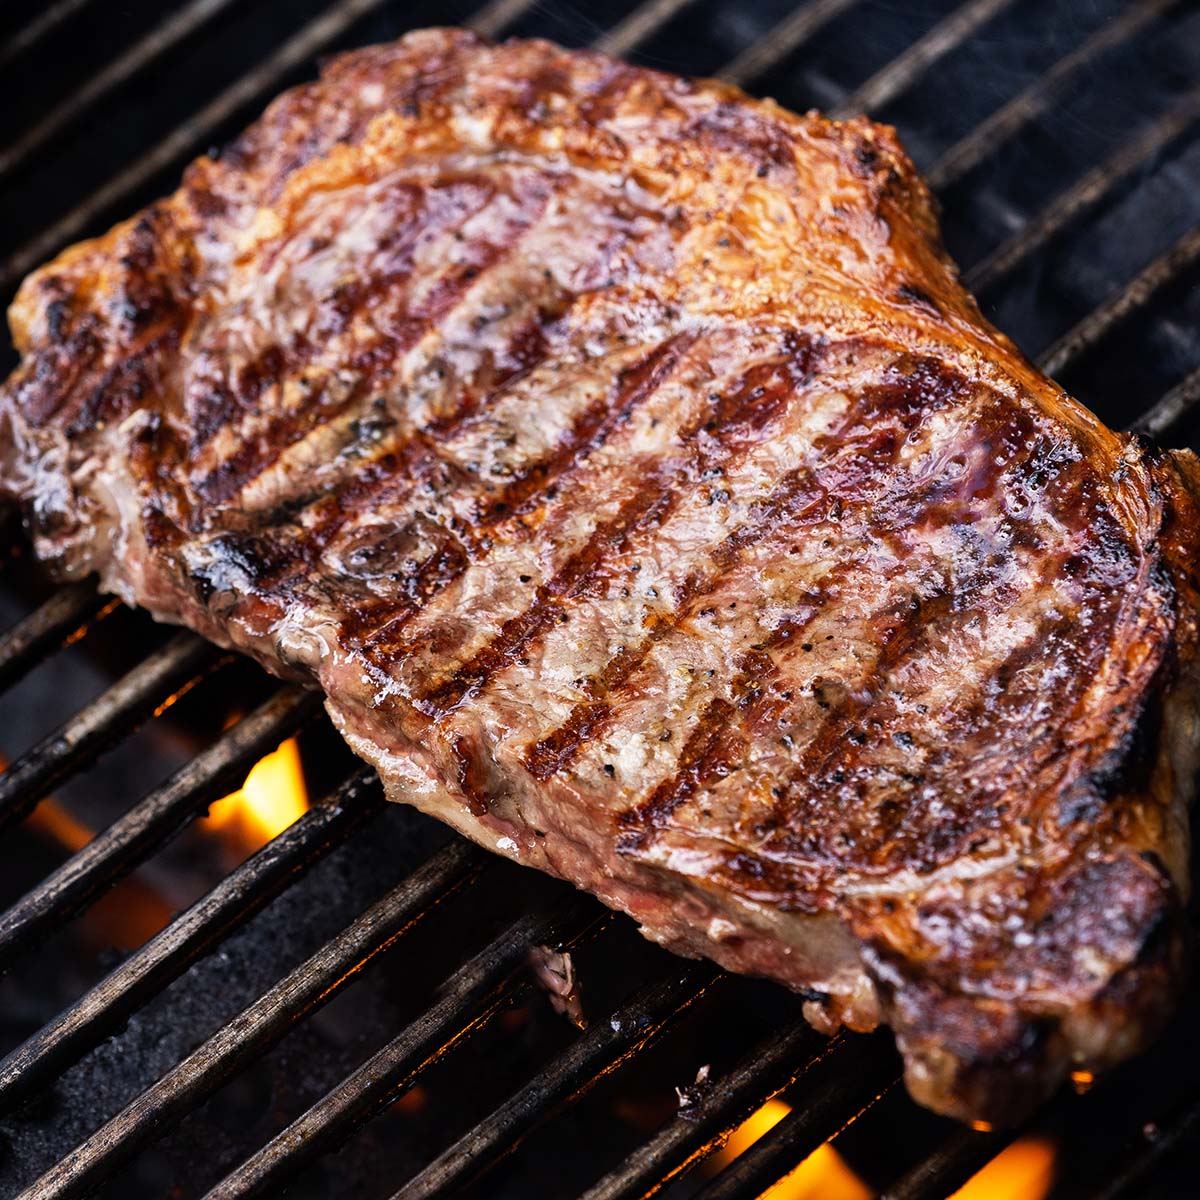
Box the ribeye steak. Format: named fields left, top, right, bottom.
left=3, top=29, right=1200, bottom=1123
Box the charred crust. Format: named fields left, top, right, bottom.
left=44, top=298, right=69, bottom=344
left=1064, top=684, right=1165, bottom=825
left=449, top=733, right=493, bottom=817
left=863, top=854, right=1185, bottom=1123
left=895, top=282, right=940, bottom=316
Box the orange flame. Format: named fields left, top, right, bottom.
left=203, top=737, right=308, bottom=852
left=952, top=1136, right=1057, bottom=1200
left=25, top=796, right=93, bottom=853
left=712, top=1099, right=870, bottom=1200
left=24, top=796, right=171, bottom=949
left=713, top=1097, right=1056, bottom=1200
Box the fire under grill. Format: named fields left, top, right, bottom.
left=1, top=0, right=1199, bottom=1197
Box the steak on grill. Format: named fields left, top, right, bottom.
left=2, top=28, right=1199, bottom=1124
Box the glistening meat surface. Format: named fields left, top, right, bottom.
left=3, top=28, right=1200, bottom=1124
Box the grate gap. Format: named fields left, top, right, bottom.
left=0, top=768, right=381, bottom=1115
left=0, top=686, right=321, bottom=969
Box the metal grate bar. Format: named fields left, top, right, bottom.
left=205, top=906, right=652, bottom=1200
left=879, top=1126, right=1012, bottom=1200
left=928, top=0, right=1180, bottom=191
left=691, top=1034, right=897, bottom=1200
left=1038, top=223, right=1200, bottom=379
left=965, top=85, right=1200, bottom=292
left=0, top=580, right=108, bottom=695
left=0, top=0, right=396, bottom=297
left=1091, top=1094, right=1200, bottom=1200
left=718, top=0, right=862, bottom=88
left=578, top=1020, right=822, bottom=1200
left=1134, top=362, right=1200, bottom=437
left=387, top=963, right=718, bottom=1200
left=831, top=0, right=1017, bottom=120
left=0, top=768, right=382, bottom=1115
left=0, top=631, right=218, bottom=833
left=592, top=0, right=701, bottom=58
left=0, top=686, right=321, bottom=970
left=465, top=0, right=540, bottom=39
left=0, top=0, right=241, bottom=182
left=17, top=834, right=486, bottom=1200
left=0, top=0, right=95, bottom=67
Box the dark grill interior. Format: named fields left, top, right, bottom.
left=2, top=1, right=1200, bottom=1197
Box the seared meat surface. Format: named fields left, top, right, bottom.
left=3, top=28, right=1200, bottom=1123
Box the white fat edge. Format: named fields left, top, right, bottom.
left=707, top=916, right=738, bottom=941
left=451, top=110, right=497, bottom=152
left=271, top=602, right=340, bottom=671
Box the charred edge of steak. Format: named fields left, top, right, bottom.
left=861, top=855, right=1186, bottom=1126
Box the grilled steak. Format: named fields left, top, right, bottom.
left=3, top=28, right=1199, bottom=1124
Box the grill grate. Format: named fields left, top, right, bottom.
left=1, top=1, right=1199, bottom=1197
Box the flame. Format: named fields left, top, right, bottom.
left=392, top=1083, right=428, bottom=1115
left=24, top=796, right=170, bottom=949
left=712, top=1099, right=870, bottom=1200
left=204, top=737, right=308, bottom=851
left=25, top=796, right=93, bottom=853
left=952, top=1136, right=1057, bottom=1200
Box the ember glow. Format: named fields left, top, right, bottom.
left=204, top=737, right=308, bottom=851
left=953, top=1136, right=1057, bottom=1200
left=712, top=1098, right=869, bottom=1200
left=24, top=795, right=171, bottom=949
left=713, top=1096, right=1056, bottom=1200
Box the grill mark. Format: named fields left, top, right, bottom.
left=309, top=331, right=825, bottom=686
left=413, top=333, right=822, bottom=716
left=337, top=498, right=474, bottom=646
left=524, top=349, right=957, bottom=780
left=789, top=590, right=950, bottom=785
left=805, top=590, right=1148, bottom=892
left=272, top=317, right=571, bottom=641
left=331, top=330, right=719, bottom=656
left=68, top=321, right=184, bottom=435
left=616, top=379, right=988, bottom=853
left=191, top=179, right=549, bottom=505
left=268, top=301, right=574, bottom=590
left=191, top=341, right=296, bottom=449
left=478, top=332, right=696, bottom=523
left=748, top=451, right=1104, bottom=876
left=192, top=262, right=493, bottom=506
left=616, top=614, right=813, bottom=848
left=416, top=477, right=678, bottom=718
left=706, top=601, right=1095, bottom=900
left=616, top=570, right=966, bottom=862
left=14, top=319, right=103, bottom=426
left=187, top=180, right=438, bottom=452
left=523, top=701, right=613, bottom=780
left=210, top=295, right=812, bottom=672
left=523, top=465, right=825, bottom=780
left=199, top=278, right=580, bottom=637
left=616, top=698, right=739, bottom=851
